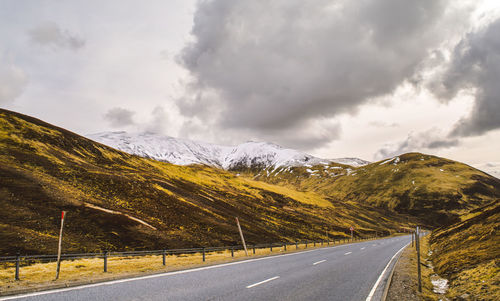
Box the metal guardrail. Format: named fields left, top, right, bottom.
left=1, top=236, right=384, bottom=280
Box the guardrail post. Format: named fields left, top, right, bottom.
left=231, top=247, right=234, bottom=257
left=305, top=241, right=307, bottom=248
left=103, top=251, right=108, bottom=273
left=284, top=243, right=286, bottom=251
left=202, top=248, right=206, bottom=262
left=270, top=245, right=273, bottom=252
left=162, top=250, right=166, bottom=266
left=416, top=227, right=422, bottom=292
left=15, top=252, right=20, bottom=281
left=253, top=245, right=256, bottom=255
left=296, top=241, right=298, bottom=249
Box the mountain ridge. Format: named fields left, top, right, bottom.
left=1, top=108, right=498, bottom=256
left=0, top=108, right=405, bottom=255
left=86, top=131, right=369, bottom=171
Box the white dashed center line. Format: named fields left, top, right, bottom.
left=246, top=276, right=280, bottom=288
left=344, top=252, right=352, bottom=255
left=313, top=260, right=326, bottom=265
left=360, top=247, right=365, bottom=250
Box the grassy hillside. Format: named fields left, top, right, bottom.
left=244, top=154, right=500, bottom=227
left=428, top=201, right=500, bottom=300
left=0, top=109, right=406, bottom=255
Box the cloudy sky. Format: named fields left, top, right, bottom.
left=1, top=0, right=499, bottom=177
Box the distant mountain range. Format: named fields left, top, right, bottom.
left=2, top=109, right=497, bottom=300
left=87, top=131, right=369, bottom=170
left=0, top=108, right=408, bottom=254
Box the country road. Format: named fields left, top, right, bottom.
left=2, top=236, right=411, bottom=301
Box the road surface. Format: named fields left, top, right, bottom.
left=2, top=236, right=411, bottom=301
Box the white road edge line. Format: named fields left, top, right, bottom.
left=365, top=242, right=410, bottom=301
left=313, top=260, right=326, bottom=265
left=360, top=247, right=365, bottom=250
left=0, top=241, right=357, bottom=300
left=344, top=252, right=352, bottom=255
left=246, top=276, right=280, bottom=288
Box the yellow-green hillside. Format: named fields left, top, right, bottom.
left=429, top=201, right=500, bottom=300
left=0, top=108, right=406, bottom=255
left=245, top=153, right=500, bottom=227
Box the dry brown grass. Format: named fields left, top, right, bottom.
left=387, top=235, right=439, bottom=301
left=0, top=240, right=357, bottom=295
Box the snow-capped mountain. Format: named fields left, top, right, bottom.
left=87, top=131, right=369, bottom=170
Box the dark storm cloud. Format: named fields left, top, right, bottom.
left=431, top=18, right=500, bottom=137
left=259, top=120, right=341, bottom=151
left=374, top=129, right=459, bottom=160
left=179, top=0, right=452, bottom=133
left=28, top=21, right=85, bottom=51
left=104, top=107, right=135, bottom=128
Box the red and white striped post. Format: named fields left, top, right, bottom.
left=55, top=211, right=66, bottom=280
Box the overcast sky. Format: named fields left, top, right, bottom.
left=1, top=0, right=499, bottom=177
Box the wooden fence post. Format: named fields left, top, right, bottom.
left=55, top=211, right=67, bottom=280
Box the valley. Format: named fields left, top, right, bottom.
left=0, top=108, right=498, bottom=300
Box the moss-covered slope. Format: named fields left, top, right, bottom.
left=244, top=153, right=500, bottom=227
left=0, top=108, right=406, bottom=255
left=429, top=202, right=499, bottom=300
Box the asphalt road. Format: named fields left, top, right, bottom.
left=2, top=236, right=411, bottom=301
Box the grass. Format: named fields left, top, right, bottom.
left=0, top=108, right=411, bottom=255
left=0, top=239, right=361, bottom=295
left=1, top=108, right=499, bottom=298
left=387, top=235, right=440, bottom=301
left=244, top=153, right=500, bottom=228
left=429, top=201, right=500, bottom=300
left=388, top=202, right=500, bottom=301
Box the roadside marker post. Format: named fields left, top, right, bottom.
left=235, top=217, right=248, bottom=256
left=15, top=252, right=20, bottom=281
left=162, top=250, right=166, bottom=266
left=55, top=211, right=67, bottom=280
left=416, top=226, right=422, bottom=292
left=103, top=250, right=108, bottom=273
left=350, top=226, right=354, bottom=241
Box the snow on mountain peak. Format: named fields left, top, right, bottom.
left=87, top=131, right=369, bottom=170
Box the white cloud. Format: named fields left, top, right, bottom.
left=0, top=55, right=28, bottom=104
left=104, top=107, right=135, bottom=128
left=28, top=21, right=85, bottom=51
